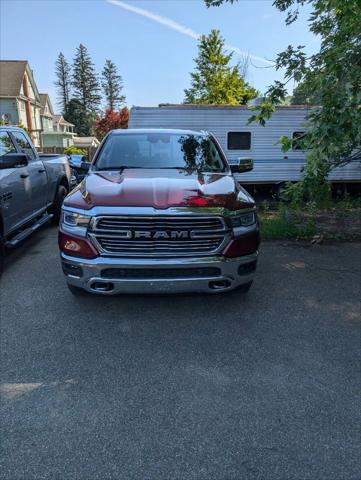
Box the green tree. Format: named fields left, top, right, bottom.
left=54, top=52, right=71, bottom=113
left=205, top=0, right=361, bottom=204
left=290, top=80, right=318, bottom=105
left=72, top=44, right=101, bottom=113
left=184, top=29, right=258, bottom=105
left=102, top=60, right=126, bottom=110
left=64, top=98, right=94, bottom=136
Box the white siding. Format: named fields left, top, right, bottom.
left=18, top=100, right=27, bottom=126
left=25, top=73, right=36, bottom=100
left=129, top=106, right=361, bottom=184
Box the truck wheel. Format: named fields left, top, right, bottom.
left=0, top=236, right=5, bottom=275
left=51, top=185, right=68, bottom=224
left=238, top=281, right=253, bottom=293
left=67, top=283, right=87, bottom=296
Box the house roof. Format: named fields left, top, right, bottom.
left=39, top=94, right=47, bottom=109
left=0, top=60, right=42, bottom=104
left=154, top=104, right=311, bottom=110
left=0, top=60, right=28, bottom=97
left=39, top=93, right=54, bottom=116
left=73, top=136, right=100, bottom=147
left=53, top=114, right=74, bottom=127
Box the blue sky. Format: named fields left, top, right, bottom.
left=0, top=0, right=319, bottom=111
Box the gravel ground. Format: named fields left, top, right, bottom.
left=1, top=226, right=360, bottom=480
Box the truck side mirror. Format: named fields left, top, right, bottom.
left=80, top=161, right=90, bottom=173
left=234, top=157, right=253, bottom=173
left=0, top=153, right=28, bottom=169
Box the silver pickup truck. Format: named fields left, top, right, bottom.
left=0, top=126, right=72, bottom=255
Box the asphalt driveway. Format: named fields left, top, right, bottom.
left=1, top=227, right=360, bottom=480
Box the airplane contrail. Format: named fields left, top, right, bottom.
left=106, top=0, right=274, bottom=66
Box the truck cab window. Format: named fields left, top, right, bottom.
left=95, top=133, right=226, bottom=172
left=12, top=131, right=36, bottom=160
left=0, top=131, right=16, bottom=156
left=227, top=132, right=251, bottom=150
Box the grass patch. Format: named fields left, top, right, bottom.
left=258, top=199, right=361, bottom=241
left=260, top=211, right=316, bottom=240
left=326, top=196, right=361, bottom=211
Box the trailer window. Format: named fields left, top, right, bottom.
left=227, top=132, right=251, bottom=150
left=292, top=131, right=306, bottom=150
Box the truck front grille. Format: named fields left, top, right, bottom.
left=89, top=216, right=228, bottom=257
left=101, top=267, right=222, bottom=279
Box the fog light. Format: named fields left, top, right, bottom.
left=59, top=231, right=98, bottom=259
left=65, top=239, right=81, bottom=252
left=238, top=260, right=257, bottom=275
left=62, top=262, right=83, bottom=277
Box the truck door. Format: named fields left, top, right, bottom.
left=11, top=131, right=48, bottom=219
left=0, top=131, right=31, bottom=233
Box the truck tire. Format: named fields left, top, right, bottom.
left=0, top=235, right=5, bottom=275
left=51, top=184, right=68, bottom=224
left=238, top=280, right=253, bottom=293
left=67, top=283, right=87, bottom=296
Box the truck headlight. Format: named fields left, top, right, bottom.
left=229, top=211, right=256, bottom=228
left=62, top=211, right=91, bottom=228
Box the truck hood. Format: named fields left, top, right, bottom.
left=64, top=169, right=255, bottom=210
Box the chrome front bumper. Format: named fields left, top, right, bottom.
left=61, top=252, right=258, bottom=295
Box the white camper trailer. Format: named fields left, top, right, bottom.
left=129, top=104, right=361, bottom=187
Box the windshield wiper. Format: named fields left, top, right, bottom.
left=96, top=166, right=142, bottom=171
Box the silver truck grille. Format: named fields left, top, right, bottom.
left=89, top=216, right=228, bottom=257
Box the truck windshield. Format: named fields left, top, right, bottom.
left=95, top=133, right=226, bottom=172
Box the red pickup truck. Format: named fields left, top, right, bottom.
left=58, top=129, right=260, bottom=295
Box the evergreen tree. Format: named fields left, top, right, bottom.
left=102, top=60, right=126, bottom=110
left=54, top=52, right=71, bottom=113
left=72, top=44, right=101, bottom=113
left=184, top=30, right=258, bottom=105
left=64, top=98, right=93, bottom=136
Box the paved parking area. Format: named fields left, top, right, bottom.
left=1, top=226, right=360, bottom=480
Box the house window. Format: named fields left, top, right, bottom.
left=227, top=132, right=251, bottom=150
left=292, top=131, right=306, bottom=150
left=1, top=113, right=11, bottom=122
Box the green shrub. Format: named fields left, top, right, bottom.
left=64, top=146, right=87, bottom=156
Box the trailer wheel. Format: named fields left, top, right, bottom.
left=273, top=182, right=287, bottom=201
